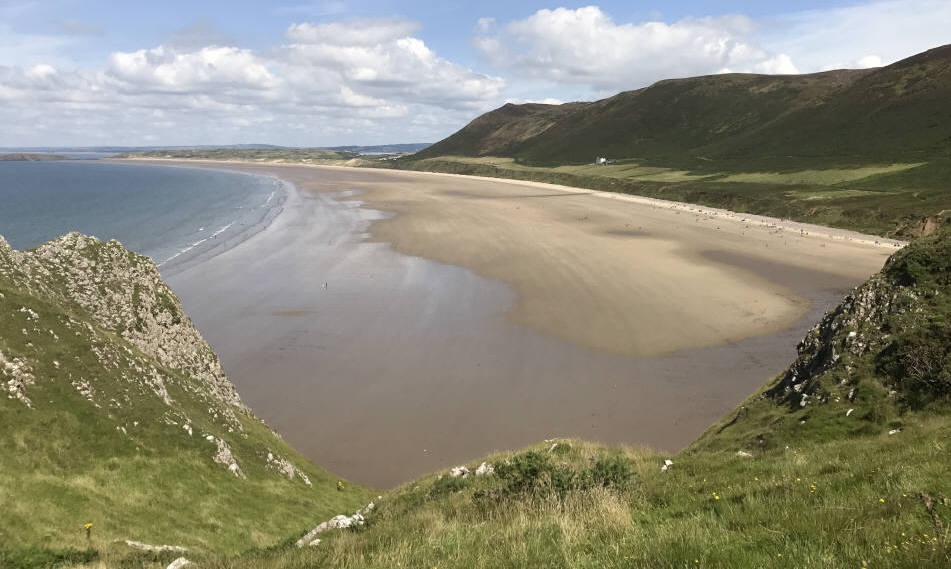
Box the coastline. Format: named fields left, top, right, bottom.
left=116, top=157, right=907, bottom=250
left=112, top=160, right=292, bottom=277
left=145, top=160, right=895, bottom=486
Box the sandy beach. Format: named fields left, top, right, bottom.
left=138, top=160, right=894, bottom=487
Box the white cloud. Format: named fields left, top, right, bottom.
left=753, top=53, right=799, bottom=75
left=475, top=2, right=950, bottom=95
left=0, top=17, right=504, bottom=146
left=107, top=46, right=278, bottom=92
left=474, top=7, right=784, bottom=92
left=504, top=97, right=565, bottom=105
left=763, top=0, right=951, bottom=72
left=855, top=54, right=884, bottom=68
left=1, top=2, right=949, bottom=146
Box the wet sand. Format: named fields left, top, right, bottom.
left=148, top=161, right=893, bottom=488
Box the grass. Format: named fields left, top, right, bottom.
left=185, top=422, right=948, bottom=569
left=718, top=163, right=924, bottom=185
left=165, top=223, right=951, bottom=568
left=0, top=238, right=371, bottom=561
left=389, top=155, right=951, bottom=238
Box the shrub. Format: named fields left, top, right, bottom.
left=492, top=450, right=636, bottom=500
left=879, top=323, right=951, bottom=407
left=591, top=454, right=635, bottom=490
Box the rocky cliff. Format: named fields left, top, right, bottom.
left=0, top=234, right=368, bottom=556
left=697, top=220, right=951, bottom=450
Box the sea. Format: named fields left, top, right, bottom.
left=0, top=160, right=287, bottom=274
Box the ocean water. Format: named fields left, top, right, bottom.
left=0, top=160, right=287, bottom=273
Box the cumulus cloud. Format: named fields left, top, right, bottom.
left=475, top=2, right=949, bottom=93
left=107, top=45, right=278, bottom=93
left=504, top=97, right=565, bottom=105
left=765, top=0, right=951, bottom=72
left=279, top=21, right=503, bottom=109
left=2, top=1, right=949, bottom=146
left=0, top=17, right=504, bottom=146
left=474, top=7, right=791, bottom=92
left=753, top=53, right=799, bottom=75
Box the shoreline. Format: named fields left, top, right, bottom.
left=113, top=157, right=907, bottom=250
left=111, top=160, right=293, bottom=277
left=152, top=161, right=894, bottom=486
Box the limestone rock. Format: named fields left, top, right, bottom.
left=295, top=502, right=376, bottom=547
left=212, top=437, right=244, bottom=478
left=267, top=451, right=313, bottom=486
left=166, top=558, right=190, bottom=569
left=1, top=350, right=35, bottom=407
left=124, top=540, right=187, bottom=553
left=1, top=233, right=245, bottom=413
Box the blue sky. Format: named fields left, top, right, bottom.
left=1, top=0, right=949, bottom=146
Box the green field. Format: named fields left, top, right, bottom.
left=390, top=156, right=951, bottom=238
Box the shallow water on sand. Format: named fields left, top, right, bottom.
left=167, top=165, right=860, bottom=488
left=0, top=160, right=285, bottom=272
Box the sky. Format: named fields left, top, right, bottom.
left=1, top=0, right=949, bottom=147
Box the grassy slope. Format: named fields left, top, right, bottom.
left=0, top=236, right=370, bottom=565
left=198, top=224, right=951, bottom=569
left=398, top=45, right=951, bottom=238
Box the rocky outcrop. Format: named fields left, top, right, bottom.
left=1, top=349, right=35, bottom=407
left=0, top=233, right=244, bottom=411
left=295, top=502, right=376, bottom=547
left=124, top=540, right=188, bottom=553
left=764, top=222, right=950, bottom=407
left=765, top=271, right=906, bottom=404
left=0, top=233, right=324, bottom=485
left=211, top=437, right=244, bottom=478
left=166, top=558, right=190, bottom=569
left=267, top=451, right=312, bottom=486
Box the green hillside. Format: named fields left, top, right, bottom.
left=2, top=224, right=949, bottom=569
left=183, top=222, right=950, bottom=569
left=417, top=45, right=951, bottom=166
left=0, top=234, right=369, bottom=566
left=400, top=45, right=951, bottom=238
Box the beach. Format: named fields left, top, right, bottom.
left=140, top=161, right=894, bottom=487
